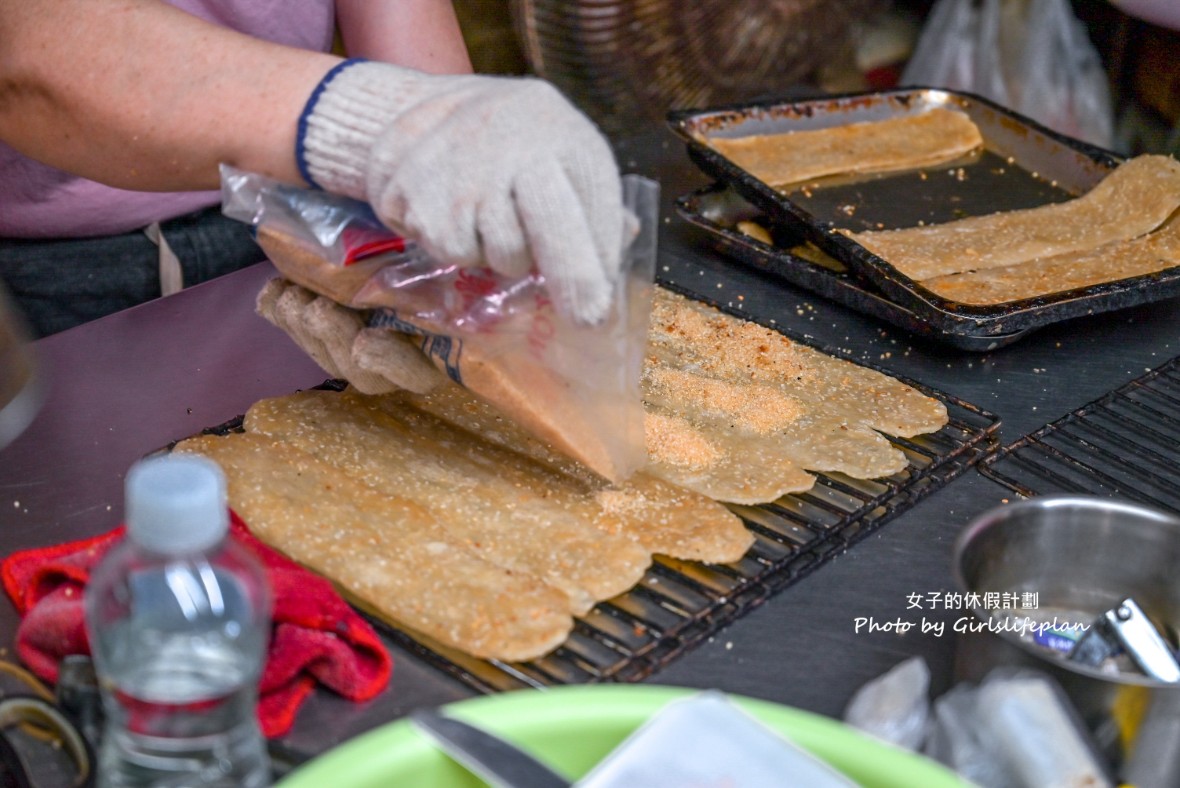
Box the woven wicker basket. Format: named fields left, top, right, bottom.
left=510, top=0, right=884, bottom=134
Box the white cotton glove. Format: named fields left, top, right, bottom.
left=256, top=278, right=445, bottom=395
left=297, top=60, right=629, bottom=324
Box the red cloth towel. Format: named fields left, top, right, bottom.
left=1, top=510, right=392, bottom=738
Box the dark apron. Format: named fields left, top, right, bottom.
left=0, top=205, right=265, bottom=338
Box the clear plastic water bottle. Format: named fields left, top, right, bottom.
left=86, top=454, right=272, bottom=787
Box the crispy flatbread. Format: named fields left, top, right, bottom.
left=705, top=108, right=983, bottom=188
left=648, top=290, right=948, bottom=438
left=638, top=367, right=818, bottom=501
left=174, top=432, right=573, bottom=662
left=376, top=385, right=756, bottom=563
left=587, top=474, right=753, bottom=563
left=643, top=366, right=805, bottom=435
left=403, top=289, right=944, bottom=505
left=845, top=155, right=1180, bottom=281
left=639, top=290, right=947, bottom=498
left=921, top=214, right=1180, bottom=305
left=242, top=390, right=652, bottom=615
left=175, top=284, right=953, bottom=662
left=776, top=416, right=909, bottom=478
left=642, top=407, right=818, bottom=505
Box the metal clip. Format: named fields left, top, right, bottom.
left=1069, top=598, right=1180, bottom=682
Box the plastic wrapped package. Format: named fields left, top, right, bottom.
left=577, top=691, right=858, bottom=788
left=924, top=682, right=1020, bottom=788
left=845, top=658, right=1116, bottom=786
left=221, top=167, right=658, bottom=483
left=901, top=0, right=1114, bottom=149
left=924, top=670, right=1114, bottom=788
left=842, top=656, right=932, bottom=751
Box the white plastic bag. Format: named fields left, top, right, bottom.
left=577, top=692, right=858, bottom=788
left=924, top=670, right=1114, bottom=788
left=902, top=0, right=1114, bottom=149
left=843, top=656, right=932, bottom=751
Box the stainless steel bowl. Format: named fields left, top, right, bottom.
left=952, top=495, right=1180, bottom=781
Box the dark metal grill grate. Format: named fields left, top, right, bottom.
left=370, top=389, right=1001, bottom=693
left=979, top=356, right=1180, bottom=514
left=184, top=311, right=1002, bottom=694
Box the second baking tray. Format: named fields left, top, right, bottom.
left=667, top=87, right=1180, bottom=337
left=675, top=182, right=1029, bottom=351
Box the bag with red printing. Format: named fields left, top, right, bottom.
left=221, top=166, right=657, bottom=483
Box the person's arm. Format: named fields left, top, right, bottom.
left=0, top=0, right=627, bottom=323
left=334, top=0, right=473, bottom=74
left=0, top=0, right=339, bottom=191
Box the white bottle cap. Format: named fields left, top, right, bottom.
left=125, top=454, right=229, bottom=555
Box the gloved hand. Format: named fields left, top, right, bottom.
left=256, top=278, right=445, bottom=395
left=296, top=60, right=629, bottom=325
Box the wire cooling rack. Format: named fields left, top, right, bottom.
left=361, top=290, right=1004, bottom=692
left=979, top=355, right=1180, bottom=515
left=374, top=385, right=1000, bottom=692
left=186, top=298, right=1002, bottom=694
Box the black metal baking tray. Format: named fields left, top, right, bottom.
left=978, top=355, right=1180, bottom=515
left=667, top=87, right=1180, bottom=338
left=674, top=181, right=1029, bottom=351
